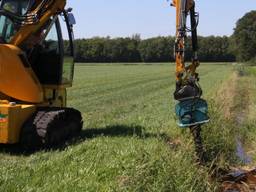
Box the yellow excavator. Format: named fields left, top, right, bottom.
left=0, top=0, right=82, bottom=148
left=0, top=0, right=207, bottom=151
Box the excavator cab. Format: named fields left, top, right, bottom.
left=0, top=0, right=75, bottom=86
left=0, top=0, right=76, bottom=100
left=27, top=12, right=76, bottom=87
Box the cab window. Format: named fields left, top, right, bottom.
left=32, top=19, right=63, bottom=85
left=1, top=0, right=29, bottom=15
left=0, top=0, right=29, bottom=43
left=59, top=14, right=75, bottom=85
left=0, top=15, right=14, bottom=43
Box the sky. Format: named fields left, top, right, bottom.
left=66, top=0, right=256, bottom=39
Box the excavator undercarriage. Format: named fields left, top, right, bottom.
left=20, top=107, right=82, bottom=149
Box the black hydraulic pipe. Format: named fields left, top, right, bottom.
left=190, top=5, right=198, bottom=53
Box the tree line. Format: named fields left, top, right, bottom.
left=73, top=35, right=235, bottom=63
left=232, top=11, right=256, bottom=64
left=72, top=10, right=256, bottom=63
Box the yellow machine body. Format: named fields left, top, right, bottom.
left=0, top=102, right=36, bottom=143
left=0, top=44, right=43, bottom=103
left=0, top=0, right=80, bottom=145
left=0, top=42, right=66, bottom=144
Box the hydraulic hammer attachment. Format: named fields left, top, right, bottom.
left=172, top=0, right=209, bottom=127
left=175, top=98, right=209, bottom=127
left=174, top=76, right=209, bottom=127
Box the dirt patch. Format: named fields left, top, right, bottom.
left=221, top=168, right=256, bottom=192
left=167, top=138, right=182, bottom=149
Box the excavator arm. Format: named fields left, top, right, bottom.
left=171, top=0, right=209, bottom=162
left=171, top=0, right=209, bottom=127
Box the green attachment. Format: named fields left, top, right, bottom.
left=175, top=98, right=209, bottom=127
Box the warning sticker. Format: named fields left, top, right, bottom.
left=0, top=114, right=8, bottom=123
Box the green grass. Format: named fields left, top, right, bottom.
left=0, top=63, right=236, bottom=192
left=234, top=66, right=256, bottom=164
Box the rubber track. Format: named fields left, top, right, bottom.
left=20, top=107, right=83, bottom=149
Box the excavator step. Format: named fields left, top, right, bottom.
left=20, top=107, right=83, bottom=149
left=175, top=98, right=209, bottom=127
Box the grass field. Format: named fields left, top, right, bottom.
left=1, top=63, right=255, bottom=192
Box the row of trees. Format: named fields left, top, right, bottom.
left=233, top=11, right=256, bottom=63
left=73, top=10, right=256, bottom=63
left=74, top=35, right=235, bottom=63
